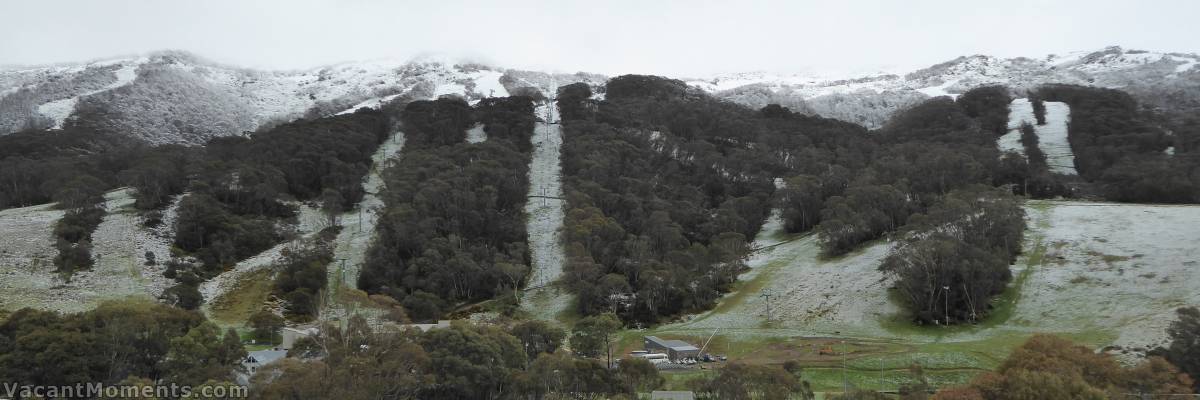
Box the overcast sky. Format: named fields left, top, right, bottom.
left=2, top=0, right=1198, bottom=77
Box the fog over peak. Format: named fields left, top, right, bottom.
left=3, top=0, right=1199, bottom=76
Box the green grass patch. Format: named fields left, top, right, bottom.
left=208, top=269, right=274, bottom=327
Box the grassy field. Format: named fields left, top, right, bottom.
left=207, top=268, right=275, bottom=327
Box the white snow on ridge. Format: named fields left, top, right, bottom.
left=36, top=58, right=145, bottom=129
left=468, top=70, right=509, bottom=99
left=1169, top=55, right=1198, bottom=73
left=916, top=78, right=961, bottom=99
left=336, top=93, right=403, bottom=115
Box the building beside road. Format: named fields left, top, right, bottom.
left=643, top=336, right=700, bottom=361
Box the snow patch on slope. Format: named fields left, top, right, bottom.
left=1039, top=102, right=1077, bottom=175
left=466, top=123, right=487, bottom=143
left=36, top=58, right=145, bottom=129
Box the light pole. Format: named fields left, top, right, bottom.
left=842, top=340, right=848, bottom=394
left=943, top=286, right=951, bottom=326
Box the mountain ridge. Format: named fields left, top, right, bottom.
left=2, top=46, right=1196, bottom=143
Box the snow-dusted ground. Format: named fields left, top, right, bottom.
left=661, top=200, right=1200, bottom=358
left=663, top=231, right=897, bottom=340
left=465, top=123, right=487, bottom=144
left=1037, top=102, right=1077, bottom=175
left=661, top=178, right=901, bottom=339
left=325, top=129, right=406, bottom=293
left=1015, top=201, right=1200, bottom=358
left=998, top=98, right=1076, bottom=174
left=520, top=99, right=572, bottom=323
left=998, top=98, right=1033, bottom=157
left=0, top=203, right=65, bottom=312
left=0, top=189, right=173, bottom=313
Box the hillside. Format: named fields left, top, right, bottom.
left=4, top=46, right=1198, bottom=144
left=647, top=200, right=1200, bottom=390
left=690, top=46, right=1200, bottom=128
left=2, top=46, right=1198, bottom=397
left=0, top=51, right=605, bottom=145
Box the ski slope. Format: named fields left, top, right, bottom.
left=1038, top=102, right=1077, bottom=175
left=326, top=129, right=406, bottom=293
left=998, top=98, right=1077, bottom=174
left=520, top=97, right=571, bottom=323
left=0, top=189, right=172, bottom=313
left=998, top=98, right=1033, bottom=157
left=657, top=200, right=1200, bottom=363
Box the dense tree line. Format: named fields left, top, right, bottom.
left=272, top=233, right=337, bottom=320
left=934, top=334, right=1193, bottom=399
left=0, top=128, right=191, bottom=211
left=880, top=186, right=1026, bottom=325
left=399, top=97, right=475, bottom=146
left=254, top=316, right=662, bottom=400
left=474, top=96, right=538, bottom=151
left=1008, top=122, right=1073, bottom=198
left=0, top=129, right=193, bottom=277
left=808, top=95, right=1015, bottom=256
left=48, top=175, right=109, bottom=275
left=554, top=78, right=1098, bottom=326
left=775, top=86, right=1079, bottom=258
left=1152, top=307, right=1200, bottom=393
left=0, top=299, right=245, bottom=390
left=690, top=362, right=817, bottom=400
left=358, top=97, right=535, bottom=321
left=0, top=300, right=663, bottom=400
left=1037, top=84, right=1199, bottom=202
left=557, top=77, right=778, bottom=324
left=1018, top=122, right=1045, bottom=169
left=166, top=109, right=391, bottom=304
left=1030, top=96, right=1047, bottom=125
left=956, top=85, right=1013, bottom=136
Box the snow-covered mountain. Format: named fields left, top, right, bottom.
left=691, top=46, right=1200, bottom=128
left=0, top=51, right=604, bottom=145
left=2, top=46, right=1196, bottom=144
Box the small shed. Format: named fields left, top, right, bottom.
left=644, top=336, right=701, bottom=361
